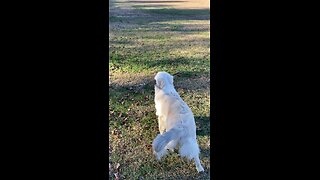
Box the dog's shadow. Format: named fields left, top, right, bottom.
left=195, top=116, right=210, bottom=137
left=194, top=115, right=211, bottom=161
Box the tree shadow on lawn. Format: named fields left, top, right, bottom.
left=132, top=4, right=174, bottom=8
left=109, top=69, right=209, bottom=90
left=110, top=0, right=210, bottom=32
left=119, top=0, right=187, bottom=4
left=143, top=8, right=209, bottom=17
left=110, top=7, right=210, bottom=22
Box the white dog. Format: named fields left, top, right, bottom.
left=152, top=72, right=204, bottom=172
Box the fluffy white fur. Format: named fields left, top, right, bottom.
left=152, top=71, right=204, bottom=173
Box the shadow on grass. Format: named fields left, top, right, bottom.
left=143, top=8, right=209, bottom=16
left=156, top=150, right=211, bottom=179
left=110, top=7, right=210, bottom=22
left=124, top=0, right=187, bottom=3
left=132, top=4, right=172, bottom=8
left=109, top=70, right=209, bottom=94
left=195, top=116, right=210, bottom=137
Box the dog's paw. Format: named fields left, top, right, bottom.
left=168, top=148, right=174, bottom=153
left=156, top=153, right=163, bottom=161
left=196, top=165, right=205, bottom=173
left=153, top=151, right=161, bottom=161
left=156, top=156, right=161, bottom=161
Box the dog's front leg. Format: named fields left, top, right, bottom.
left=158, top=116, right=166, bottom=134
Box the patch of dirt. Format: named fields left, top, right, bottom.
left=109, top=71, right=210, bottom=93
left=109, top=72, right=154, bottom=87
left=175, top=75, right=210, bottom=92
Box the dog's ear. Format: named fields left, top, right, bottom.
left=170, top=75, right=174, bottom=84
left=158, top=79, right=165, bottom=89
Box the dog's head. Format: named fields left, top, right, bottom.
left=154, top=72, right=174, bottom=89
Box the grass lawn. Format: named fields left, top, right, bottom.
left=109, top=0, right=210, bottom=179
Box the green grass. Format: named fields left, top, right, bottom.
left=109, top=1, right=210, bottom=179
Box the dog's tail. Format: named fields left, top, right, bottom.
left=152, top=127, right=186, bottom=153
